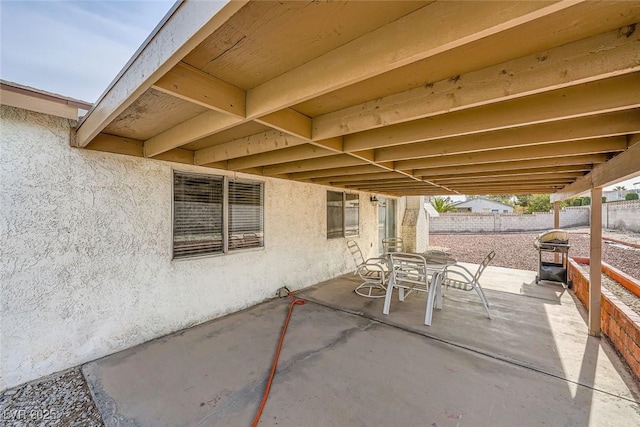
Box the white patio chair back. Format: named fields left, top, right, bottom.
left=382, top=237, right=404, bottom=254
left=383, top=252, right=445, bottom=326
left=347, top=240, right=389, bottom=298
left=442, top=250, right=495, bottom=319
left=347, top=240, right=366, bottom=267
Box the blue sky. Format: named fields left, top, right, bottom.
left=1, top=0, right=174, bottom=102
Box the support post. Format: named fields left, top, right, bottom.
left=400, top=196, right=428, bottom=253
left=589, top=187, right=602, bottom=337
left=553, top=201, right=560, bottom=262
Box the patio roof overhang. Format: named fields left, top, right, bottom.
left=75, top=0, right=640, bottom=199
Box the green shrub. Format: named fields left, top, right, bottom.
left=626, top=193, right=639, bottom=200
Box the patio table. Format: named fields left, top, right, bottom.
left=383, top=253, right=457, bottom=325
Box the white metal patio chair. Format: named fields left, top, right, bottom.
left=347, top=240, right=389, bottom=298
left=442, top=250, right=495, bottom=319
left=382, top=252, right=446, bottom=326
left=382, top=237, right=404, bottom=254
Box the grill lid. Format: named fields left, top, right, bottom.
left=536, top=229, right=569, bottom=244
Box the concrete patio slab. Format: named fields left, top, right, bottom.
left=302, top=265, right=639, bottom=402
left=83, top=265, right=640, bottom=426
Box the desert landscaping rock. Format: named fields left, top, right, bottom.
left=0, top=368, right=103, bottom=427
left=430, top=228, right=640, bottom=281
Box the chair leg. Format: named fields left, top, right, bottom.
left=382, top=274, right=395, bottom=315
left=473, top=285, right=491, bottom=319
left=477, top=285, right=490, bottom=308
left=424, top=280, right=438, bottom=326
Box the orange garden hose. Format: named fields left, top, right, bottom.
left=252, top=291, right=306, bottom=427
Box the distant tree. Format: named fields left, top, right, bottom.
left=515, top=194, right=531, bottom=208
left=581, top=196, right=591, bottom=206
left=525, top=194, right=552, bottom=213
left=431, top=196, right=457, bottom=213
left=614, top=185, right=626, bottom=191
left=626, top=193, right=639, bottom=200
left=572, top=198, right=583, bottom=206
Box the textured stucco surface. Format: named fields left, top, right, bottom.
left=400, top=196, right=428, bottom=253
left=0, top=105, right=379, bottom=390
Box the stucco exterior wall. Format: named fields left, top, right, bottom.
left=0, top=105, right=379, bottom=390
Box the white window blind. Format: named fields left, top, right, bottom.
left=228, top=180, right=264, bottom=250
left=173, top=171, right=264, bottom=259
left=173, top=172, right=224, bottom=259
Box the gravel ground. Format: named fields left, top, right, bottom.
left=430, top=228, right=640, bottom=316
left=430, top=228, right=640, bottom=281
left=0, top=368, right=103, bottom=426
left=576, top=263, right=640, bottom=316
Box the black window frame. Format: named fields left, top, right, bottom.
left=326, top=190, right=359, bottom=239
left=172, top=170, right=264, bottom=260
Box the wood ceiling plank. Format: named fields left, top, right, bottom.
left=152, top=62, right=246, bottom=116
left=435, top=173, right=582, bottom=185
left=448, top=186, right=561, bottom=194
left=552, top=141, right=640, bottom=201
left=289, top=165, right=385, bottom=180
left=430, top=165, right=593, bottom=182
left=447, top=178, right=575, bottom=188
left=182, top=121, right=271, bottom=151
left=345, top=73, right=640, bottom=152
left=194, top=130, right=306, bottom=165
left=183, top=1, right=427, bottom=89
left=87, top=133, right=195, bottom=165
left=227, top=144, right=335, bottom=170
left=375, top=109, right=640, bottom=162
left=254, top=108, right=312, bottom=140
left=413, top=155, right=610, bottom=177
left=263, top=154, right=366, bottom=175
left=298, top=4, right=640, bottom=117
left=313, top=172, right=404, bottom=184
left=246, top=1, right=576, bottom=118
left=102, top=89, right=208, bottom=141
left=144, top=111, right=244, bottom=158
left=341, top=178, right=415, bottom=187
left=395, top=137, right=626, bottom=170
left=312, top=25, right=640, bottom=140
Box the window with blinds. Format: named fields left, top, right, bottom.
left=173, top=171, right=264, bottom=259
left=228, top=180, right=264, bottom=250
left=327, top=190, right=359, bottom=238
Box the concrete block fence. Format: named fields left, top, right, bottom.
left=429, top=200, right=640, bottom=233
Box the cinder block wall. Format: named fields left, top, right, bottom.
left=430, top=208, right=589, bottom=233
left=604, top=200, right=640, bottom=232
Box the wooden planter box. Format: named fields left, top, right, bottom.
left=568, top=257, right=640, bottom=381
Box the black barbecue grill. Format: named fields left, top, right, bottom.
left=534, top=229, right=571, bottom=287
